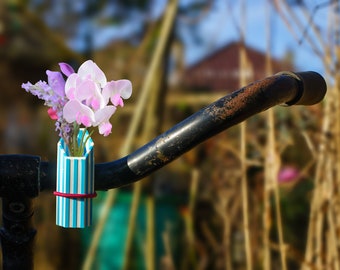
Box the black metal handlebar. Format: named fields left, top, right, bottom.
left=0, top=71, right=327, bottom=195
left=39, top=71, right=325, bottom=190
left=93, top=71, right=327, bottom=190
left=0, top=71, right=327, bottom=270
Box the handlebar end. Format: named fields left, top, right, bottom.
left=278, top=71, right=327, bottom=106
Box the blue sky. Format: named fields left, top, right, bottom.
left=64, top=0, right=326, bottom=75
left=177, top=0, right=325, bottom=73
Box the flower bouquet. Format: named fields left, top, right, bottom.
left=22, top=60, right=132, bottom=228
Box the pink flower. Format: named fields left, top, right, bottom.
left=22, top=59, right=132, bottom=155
left=63, top=60, right=131, bottom=136
left=48, top=108, right=58, bottom=120
left=98, top=122, right=112, bottom=136
left=103, top=80, right=132, bottom=107
left=77, top=60, right=107, bottom=87
left=65, top=75, right=105, bottom=110
left=63, top=100, right=95, bottom=127
left=278, top=166, right=300, bottom=183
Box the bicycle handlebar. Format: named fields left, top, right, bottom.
left=0, top=71, right=327, bottom=195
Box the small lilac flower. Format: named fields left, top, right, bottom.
left=22, top=81, right=52, bottom=103
left=59, top=62, right=75, bottom=77
left=46, top=70, right=65, bottom=97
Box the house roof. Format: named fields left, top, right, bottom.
left=182, top=41, right=293, bottom=92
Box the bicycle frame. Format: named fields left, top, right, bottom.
left=0, top=71, right=327, bottom=269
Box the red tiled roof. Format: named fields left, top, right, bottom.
left=182, top=41, right=292, bottom=91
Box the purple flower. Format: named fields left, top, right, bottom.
left=46, top=70, right=65, bottom=97
left=22, top=81, right=52, bottom=102
left=59, top=62, right=75, bottom=77
left=22, top=60, right=132, bottom=155
left=22, top=66, right=72, bottom=144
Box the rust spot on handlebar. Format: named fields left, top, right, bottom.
left=204, top=75, right=297, bottom=124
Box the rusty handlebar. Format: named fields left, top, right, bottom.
left=0, top=71, right=327, bottom=195
left=38, top=71, right=326, bottom=191
left=0, top=71, right=326, bottom=270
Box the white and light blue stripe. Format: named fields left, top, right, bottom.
left=56, top=129, right=95, bottom=228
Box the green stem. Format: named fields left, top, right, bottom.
left=72, top=123, right=79, bottom=156
left=77, top=128, right=88, bottom=156
left=72, top=127, right=94, bottom=157
left=82, top=130, right=94, bottom=148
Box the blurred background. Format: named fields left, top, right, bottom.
left=0, top=0, right=337, bottom=269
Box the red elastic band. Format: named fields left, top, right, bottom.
left=53, top=191, right=97, bottom=199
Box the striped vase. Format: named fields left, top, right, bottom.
left=55, top=129, right=95, bottom=228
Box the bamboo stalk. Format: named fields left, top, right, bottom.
left=82, top=189, right=118, bottom=270
left=161, top=227, right=175, bottom=270
left=238, top=1, right=253, bottom=268
left=142, top=64, right=162, bottom=270
left=263, top=177, right=271, bottom=270
left=239, top=44, right=252, bottom=270
left=302, top=54, right=332, bottom=270
left=82, top=1, right=178, bottom=269
left=266, top=2, right=286, bottom=268
left=330, top=6, right=340, bottom=270
left=263, top=3, right=273, bottom=269
left=189, top=169, right=199, bottom=218
left=146, top=195, right=155, bottom=270
left=265, top=106, right=287, bottom=270
left=240, top=120, right=252, bottom=270
left=120, top=0, right=178, bottom=156
left=224, top=213, right=232, bottom=270
left=123, top=42, right=170, bottom=270
left=186, top=168, right=199, bottom=267
left=327, top=208, right=340, bottom=270
left=297, top=3, right=336, bottom=270
left=334, top=48, right=340, bottom=270
left=302, top=108, right=328, bottom=269
left=122, top=181, right=143, bottom=270
left=329, top=69, right=340, bottom=270
left=272, top=163, right=287, bottom=270
left=213, top=179, right=236, bottom=270
left=123, top=2, right=177, bottom=267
